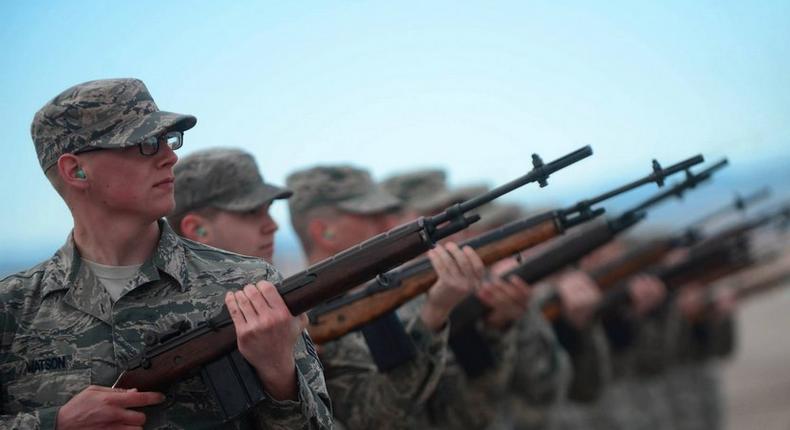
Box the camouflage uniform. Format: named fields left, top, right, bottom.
left=0, top=222, right=331, bottom=430
left=399, top=297, right=517, bottom=430
left=288, top=166, right=449, bottom=430
left=663, top=299, right=734, bottom=430
left=543, top=282, right=612, bottom=430
left=594, top=304, right=675, bottom=430
left=1, top=78, right=332, bottom=429
left=385, top=171, right=527, bottom=430
left=495, top=285, right=572, bottom=430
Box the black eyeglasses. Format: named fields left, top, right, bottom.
left=76, top=130, right=183, bottom=156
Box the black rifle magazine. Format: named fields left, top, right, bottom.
left=201, top=349, right=267, bottom=422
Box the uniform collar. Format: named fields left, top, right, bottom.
left=40, top=220, right=191, bottom=323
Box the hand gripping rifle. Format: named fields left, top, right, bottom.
left=307, top=155, right=704, bottom=344
left=579, top=159, right=733, bottom=290
left=444, top=155, right=708, bottom=335
left=113, top=146, right=592, bottom=399
left=596, top=202, right=790, bottom=315
left=652, top=203, right=790, bottom=289
left=500, top=158, right=726, bottom=323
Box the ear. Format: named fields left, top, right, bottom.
left=307, top=218, right=334, bottom=251
left=180, top=213, right=211, bottom=243
left=57, top=154, right=89, bottom=190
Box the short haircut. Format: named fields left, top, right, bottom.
left=166, top=207, right=222, bottom=236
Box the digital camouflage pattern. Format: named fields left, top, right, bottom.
left=381, top=169, right=487, bottom=215
left=662, top=303, right=732, bottom=430
left=546, top=321, right=612, bottom=430
left=380, top=293, right=516, bottom=430
left=286, top=165, right=401, bottom=215
left=594, top=310, right=675, bottom=430
left=418, top=326, right=517, bottom=430
left=320, top=296, right=449, bottom=430
left=31, top=78, right=196, bottom=172
left=171, top=148, right=291, bottom=218
left=0, top=221, right=332, bottom=430
left=495, top=288, right=571, bottom=430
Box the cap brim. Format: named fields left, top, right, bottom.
left=214, top=182, right=293, bottom=212
left=97, top=110, right=197, bottom=149
left=472, top=203, right=526, bottom=230
left=413, top=184, right=489, bottom=214
left=338, top=188, right=401, bottom=215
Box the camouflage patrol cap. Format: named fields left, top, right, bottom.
left=31, top=78, right=197, bottom=172
left=472, top=202, right=527, bottom=231
left=172, top=148, right=291, bottom=216
left=286, top=165, right=401, bottom=215
left=382, top=169, right=488, bottom=214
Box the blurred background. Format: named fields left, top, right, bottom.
left=1, top=2, right=789, bottom=428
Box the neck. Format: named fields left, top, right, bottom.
left=72, top=209, right=161, bottom=266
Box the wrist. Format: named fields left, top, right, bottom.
left=253, top=357, right=297, bottom=401
left=420, top=302, right=450, bottom=332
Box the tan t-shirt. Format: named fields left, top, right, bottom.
left=83, top=259, right=142, bottom=302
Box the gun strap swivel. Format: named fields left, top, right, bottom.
left=201, top=350, right=267, bottom=422
left=360, top=311, right=418, bottom=372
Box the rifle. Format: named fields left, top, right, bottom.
left=473, top=159, right=721, bottom=326
left=113, top=146, right=592, bottom=396
left=578, top=162, right=767, bottom=290
left=308, top=155, right=704, bottom=343
left=594, top=204, right=790, bottom=315
left=726, top=252, right=790, bottom=301
left=685, top=187, right=771, bottom=232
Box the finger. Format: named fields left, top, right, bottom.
left=499, top=280, right=530, bottom=308
left=233, top=287, right=258, bottom=321
left=225, top=292, right=247, bottom=326
left=297, top=313, right=309, bottom=330
left=111, top=390, right=166, bottom=408
left=447, top=243, right=477, bottom=282
left=437, top=243, right=463, bottom=279
left=428, top=248, right=450, bottom=279
left=244, top=284, right=272, bottom=316
left=507, top=275, right=530, bottom=291
left=462, top=246, right=486, bottom=281
left=431, top=246, right=459, bottom=280
left=257, top=281, right=290, bottom=315
left=114, top=408, right=148, bottom=426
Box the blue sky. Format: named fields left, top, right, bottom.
left=1, top=1, right=788, bottom=270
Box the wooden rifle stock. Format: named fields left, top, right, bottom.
left=308, top=217, right=562, bottom=343
left=730, top=253, right=790, bottom=301
left=586, top=239, right=677, bottom=291
left=114, top=222, right=433, bottom=391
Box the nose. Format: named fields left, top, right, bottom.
left=262, top=212, right=279, bottom=234
left=156, top=141, right=178, bottom=169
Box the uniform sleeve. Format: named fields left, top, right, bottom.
left=553, top=319, right=611, bottom=403
left=321, top=314, right=448, bottom=430
left=0, top=300, right=62, bottom=430
left=509, top=307, right=567, bottom=406
left=251, top=332, right=333, bottom=429
left=420, top=324, right=517, bottom=430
